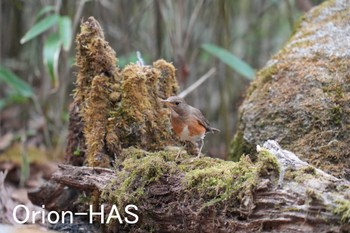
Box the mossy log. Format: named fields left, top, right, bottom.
left=51, top=141, right=350, bottom=232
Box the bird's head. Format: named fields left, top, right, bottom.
left=161, top=96, right=189, bottom=115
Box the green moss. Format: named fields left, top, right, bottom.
left=284, top=166, right=316, bottom=183
left=229, top=131, right=244, bottom=161
left=96, top=144, right=283, bottom=233
left=184, top=149, right=279, bottom=208
left=301, top=166, right=316, bottom=175
left=102, top=146, right=280, bottom=219
left=330, top=105, right=342, bottom=126
left=246, top=64, right=278, bottom=96
left=259, top=64, right=278, bottom=83
left=184, top=155, right=255, bottom=207
left=255, top=149, right=280, bottom=176
left=290, top=14, right=307, bottom=37
left=73, top=147, right=81, bottom=156
left=333, top=199, right=350, bottom=222
left=229, top=130, right=254, bottom=161
left=178, top=156, right=226, bottom=172
left=102, top=147, right=181, bottom=209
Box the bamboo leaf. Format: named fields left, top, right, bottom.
left=59, top=16, right=73, bottom=51
left=35, top=6, right=55, bottom=20
left=20, top=14, right=59, bottom=44
left=201, top=43, right=255, bottom=80
left=0, top=66, right=33, bottom=97
left=43, top=34, right=62, bottom=89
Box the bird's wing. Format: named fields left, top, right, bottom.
left=191, top=107, right=211, bottom=131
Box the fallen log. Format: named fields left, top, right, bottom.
left=48, top=141, right=350, bottom=232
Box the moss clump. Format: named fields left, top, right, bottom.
left=101, top=147, right=280, bottom=222
left=66, top=17, right=119, bottom=167
left=120, top=64, right=152, bottom=122
left=333, top=199, right=350, bottom=223
left=255, top=148, right=280, bottom=177
left=184, top=156, right=256, bottom=207
left=83, top=75, right=112, bottom=167
left=284, top=165, right=317, bottom=183
left=229, top=130, right=255, bottom=161
left=184, top=149, right=279, bottom=208
left=229, top=131, right=244, bottom=161
left=104, top=60, right=179, bottom=153
left=258, top=64, right=278, bottom=84
left=153, top=59, right=179, bottom=100
left=102, top=147, right=181, bottom=208
left=74, top=17, right=117, bottom=105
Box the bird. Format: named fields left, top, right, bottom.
left=161, top=96, right=220, bottom=157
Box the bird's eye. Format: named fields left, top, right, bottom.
left=175, top=102, right=180, bottom=105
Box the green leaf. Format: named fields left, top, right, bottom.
left=201, top=43, right=255, bottom=80
left=43, top=34, right=62, bottom=89
left=59, top=16, right=73, bottom=51
left=35, top=6, right=55, bottom=20
left=20, top=14, right=59, bottom=44
left=0, top=66, right=33, bottom=97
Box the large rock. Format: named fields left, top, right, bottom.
left=231, top=0, right=350, bottom=179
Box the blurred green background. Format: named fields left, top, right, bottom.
left=0, top=0, right=324, bottom=159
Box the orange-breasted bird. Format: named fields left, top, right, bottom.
left=162, top=96, right=220, bottom=157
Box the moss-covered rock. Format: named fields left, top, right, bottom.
left=230, top=0, right=350, bottom=179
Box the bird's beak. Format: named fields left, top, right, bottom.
left=161, top=99, right=171, bottom=107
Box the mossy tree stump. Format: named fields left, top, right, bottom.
left=65, top=17, right=179, bottom=167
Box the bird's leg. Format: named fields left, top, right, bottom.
left=176, top=142, right=186, bottom=159
left=176, top=147, right=182, bottom=159
left=197, top=138, right=204, bottom=158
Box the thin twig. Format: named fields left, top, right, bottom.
left=178, top=67, right=216, bottom=98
